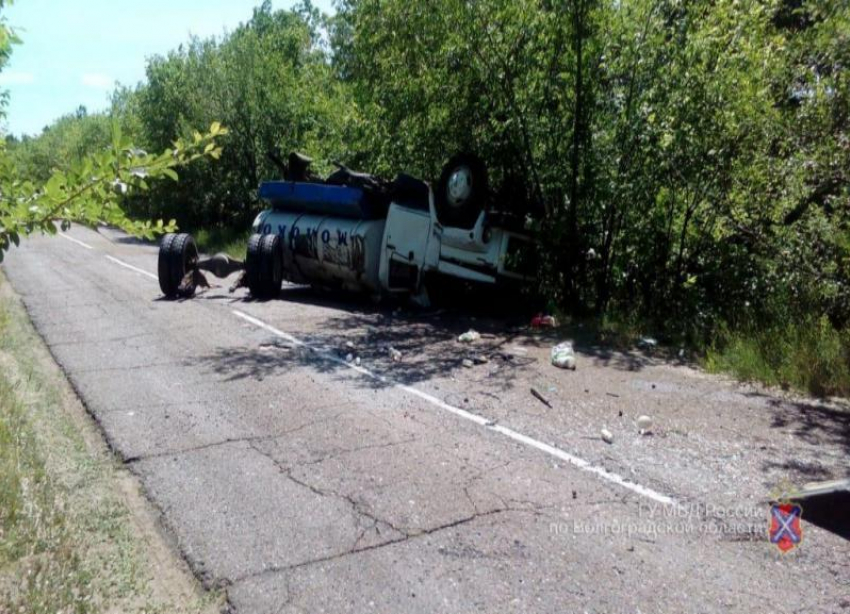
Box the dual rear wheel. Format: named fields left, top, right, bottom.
left=158, top=233, right=198, bottom=298
left=157, top=232, right=282, bottom=299
left=245, top=233, right=283, bottom=299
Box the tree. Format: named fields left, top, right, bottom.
left=0, top=2, right=227, bottom=263
left=134, top=1, right=349, bottom=230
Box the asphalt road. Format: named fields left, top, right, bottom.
left=3, top=226, right=848, bottom=614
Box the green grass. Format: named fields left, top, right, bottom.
left=592, top=306, right=850, bottom=397
left=0, top=299, right=94, bottom=612
left=0, top=275, right=219, bottom=613
left=193, top=226, right=250, bottom=260
left=704, top=316, right=850, bottom=397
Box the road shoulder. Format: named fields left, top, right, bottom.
left=0, top=272, right=223, bottom=613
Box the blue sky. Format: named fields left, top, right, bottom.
left=2, top=0, right=333, bottom=136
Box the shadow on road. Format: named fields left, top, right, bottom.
left=763, top=394, right=850, bottom=457
left=185, top=286, right=663, bottom=390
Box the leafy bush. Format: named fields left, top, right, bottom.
left=705, top=317, right=850, bottom=397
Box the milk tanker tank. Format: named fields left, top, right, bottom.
left=252, top=207, right=386, bottom=294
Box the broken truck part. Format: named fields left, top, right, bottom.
left=157, top=153, right=534, bottom=302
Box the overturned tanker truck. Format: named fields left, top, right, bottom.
left=157, top=152, right=535, bottom=305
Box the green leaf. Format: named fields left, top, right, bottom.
left=112, top=118, right=123, bottom=154
left=161, top=168, right=179, bottom=181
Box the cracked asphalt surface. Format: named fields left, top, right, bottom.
left=2, top=226, right=848, bottom=613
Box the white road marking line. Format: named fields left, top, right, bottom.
left=232, top=309, right=676, bottom=506
left=59, top=233, right=94, bottom=249
left=58, top=230, right=159, bottom=283
left=53, top=234, right=676, bottom=505
left=105, top=255, right=159, bottom=281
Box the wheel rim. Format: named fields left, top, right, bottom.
left=446, top=165, right=473, bottom=207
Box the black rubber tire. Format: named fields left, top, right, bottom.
left=435, top=152, right=489, bottom=229
left=158, top=233, right=198, bottom=298
left=245, top=233, right=283, bottom=299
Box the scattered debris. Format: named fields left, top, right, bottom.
left=601, top=428, right=615, bottom=444
left=345, top=341, right=356, bottom=350
left=472, top=354, right=490, bottom=365
left=530, top=387, right=553, bottom=408
left=551, top=341, right=577, bottom=370
left=618, top=410, right=623, bottom=417
left=606, top=392, right=620, bottom=398
left=678, top=348, right=685, bottom=358
left=259, top=342, right=290, bottom=352
left=458, top=329, right=481, bottom=343
left=572, top=490, right=577, bottom=499
left=462, top=359, right=475, bottom=368
left=388, top=346, right=403, bottom=362
left=531, top=314, right=558, bottom=328
left=638, top=336, right=658, bottom=349
left=345, top=353, right=354, bottom=363
left=355, top=356, right=361, bottom=367
left=637, top=415, right=653, bottom=434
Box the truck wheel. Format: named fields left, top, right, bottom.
left=158, top=233, right=198, bottom=298
left=246, top=233, right=283, bottom=299
left=435, top=152, right=488, bottom=229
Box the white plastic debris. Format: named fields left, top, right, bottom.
left=638, top=337, right=658, bottom=349
left=551, top=341, right=577, bottom=370
left=345, top=353, right=354, bottom=363
left=458, top=330, right=481, bottom=343
left=637, top=415, right=653, bottom=434
left=388, top=346, right=402, bottom=362
left=601, top=428, right=614, bottom=444
left=355, top=356, right=361, bottom=367
left=462, top=359, right=474, bottom=368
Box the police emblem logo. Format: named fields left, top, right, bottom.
left=768, top=502, right=803, bottom=553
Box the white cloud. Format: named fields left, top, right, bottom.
left=0, top=71, right=36, bottom=85
left=81, top=72, right=112, bottom=90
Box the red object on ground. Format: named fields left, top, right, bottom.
left=531, top=314, right=557, bottom=328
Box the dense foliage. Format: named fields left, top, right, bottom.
left=5, top=0, right=850, bottom=393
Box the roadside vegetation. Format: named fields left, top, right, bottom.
left=193, top=226, right=251, bottom=261
left=4, top=0, right=850, bottom=396
left=0, top=275, right=221, bottom=613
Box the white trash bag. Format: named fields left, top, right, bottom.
left=458, top=329, right=481, bottom=343
left=551, top=341, right=576, bottom=370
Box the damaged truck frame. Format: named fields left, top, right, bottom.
left=157, top=152, right=534, bottom=305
